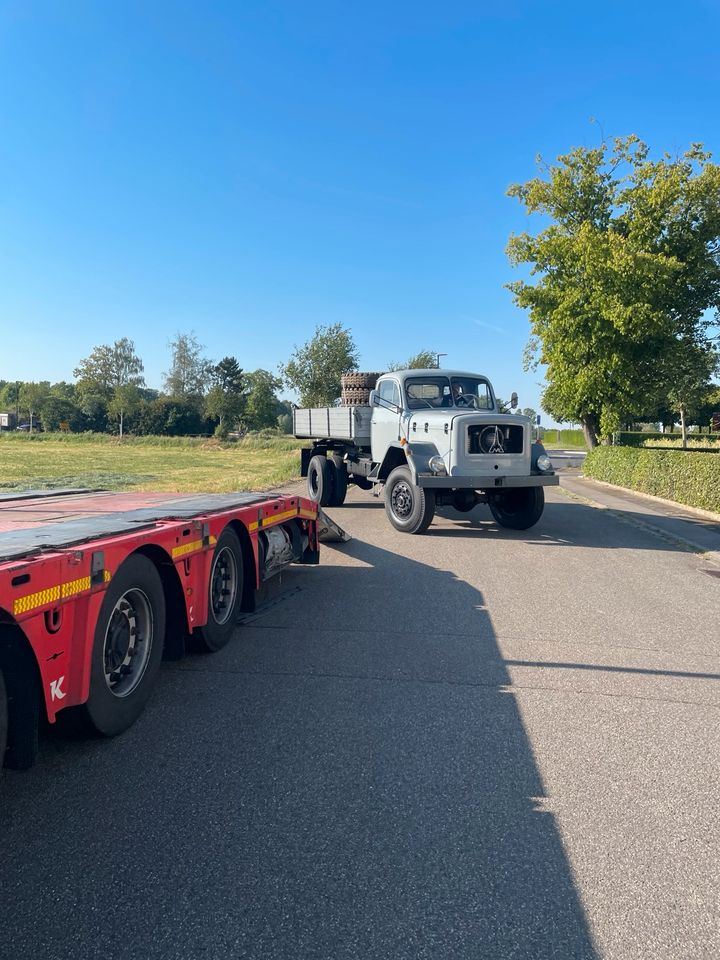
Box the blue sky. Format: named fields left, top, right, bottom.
left=1, top=1, right=718, bottom=420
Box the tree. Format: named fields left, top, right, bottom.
left=163, top=332, right=213, bottom=404
left=280, top=323, right=359, bottom=406
left=507, top=137, right=720, bottom=447
left=18, top=382, right=50, bottom=432
left=205, top=357, right=245, bottom=435
left=387, top=350, right=440, bottom=371
left=243, top=369, right=283, bottom=430
left=664, top=341, right=718, bottom=447
left=108, top=384, right=143, bottom=437
left=74, top=338, right=145, bottom=398
left=40, top=396, right=83, bottom=432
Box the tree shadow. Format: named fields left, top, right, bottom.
left=0, top=536, right=599, bottom=960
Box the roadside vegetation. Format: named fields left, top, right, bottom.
left=0, top=432, right=302, bottom=493
left=584, top=446, right=720, bottom=514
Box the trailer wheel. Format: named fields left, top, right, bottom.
left=0, top=671, right=7, bottom=772
left=329, top=462, right=348, bottom=506
left=384, top=466, right=435, bottom=534
left=83, top=554, right=166, bottom=737
left=488, top=487, right=545, bottom=530
left=307, top=455, right=334, bottom=507
left=195, top=527, right=243, bottom=653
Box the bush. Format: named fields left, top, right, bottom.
left=540, top=429, right=586, bottom=448
left=584, top=446, right=720, bottom=513
left=615, top=431, right=720, bottom=447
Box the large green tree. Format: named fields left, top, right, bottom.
left=280, top=323, right=359, bottom=406
left=507, top=137, right=720, bottom=446
left=74, top=338, right=145, bottom=434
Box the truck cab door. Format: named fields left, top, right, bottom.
left=371, top=379, right=402, bottom=463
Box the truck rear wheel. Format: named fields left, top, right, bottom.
left=384, top=466, right=435, bottom=534
left=195, top=527, right=243, bottom=653
left=329, top=462, right=348, bottom=506
left=308, top=455, right=334, bottom=507
left=83, top=554, right=166, bottom=737
left=488, top=487, right=544, bottom=530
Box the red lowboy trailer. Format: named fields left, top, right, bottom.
left=0, top=488, right=324, bottom=771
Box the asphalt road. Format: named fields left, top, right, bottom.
left=2, top=477, right=720, bottom=960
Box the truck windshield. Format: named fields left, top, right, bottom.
left=404, top=377, right=494, bottom=410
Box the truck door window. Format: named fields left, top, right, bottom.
left=378, top=380, right=400, bottom=408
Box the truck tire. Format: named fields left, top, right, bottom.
left=0, top=670, right=7, bottom=772
left=82, top=554, right=166, bottom=737
left=488, top=487, right=545, bottom=530
left=195, top=527, right=243, bottom=653
left=384, top=466, right=435, bottom=534
left=308, top=455, right=335, bottom=507
left=341, top=372, right=381, bottom=389
left=329, top=461, right=348, bottom=506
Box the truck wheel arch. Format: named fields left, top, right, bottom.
left=377, top=445, right=408, bottom=481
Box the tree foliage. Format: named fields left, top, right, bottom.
left=507, top=137, right=720, bottom=446
left=163, top=332, right=213, bottom=404
left=280, top=323, right=359, bottom=406
left=74, top=338, right=145, bottom=398
left=243, top=369, right=283, bottom=430
left=205, top=357, right=245, bottom=433
left=387, top=350, right=440, bottom=371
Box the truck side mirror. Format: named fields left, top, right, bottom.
left=369, top=389, right=377, bottom=406
left=510, top=392, right=518, bottom=409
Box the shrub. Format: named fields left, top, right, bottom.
left=584, top=446, right=720, bottom=513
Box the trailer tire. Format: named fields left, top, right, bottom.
left=488, top=487, right=544, bottom=530
left=384, top=466, right=435, bottom=534
left=308, top=455, right=334, bottom=507
left=195, top=527, right=243, bottom=653
left=329, top=462, right=348, bottom=506
left=83, top=554, right=166, bottom=737
left=0, top=671, right=7, bottom=772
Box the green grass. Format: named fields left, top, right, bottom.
left=0, top=432, right=303, bottom=493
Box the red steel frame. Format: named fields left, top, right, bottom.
left=0, top=491, right=319, bottom=724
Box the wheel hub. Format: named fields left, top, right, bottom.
left=103, top=589, right=152, bottom=697
left=210, top=546, right=238, bottom=625
left=391, top=481, right=414, bottom=519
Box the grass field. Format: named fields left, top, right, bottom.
left=0, top=433, right=303, bottom=493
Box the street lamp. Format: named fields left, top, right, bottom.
left=436, top=353, right=447, bottom=368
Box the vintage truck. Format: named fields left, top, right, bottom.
left=293, top=368, right=558, bottom=534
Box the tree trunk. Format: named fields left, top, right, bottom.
left=581, top=414, right=599, bottom=449
left=680, top=407, right=687, bottom=449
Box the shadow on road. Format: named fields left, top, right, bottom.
left=431, top=498, right=718, bottom=558
left=0, top=535, right=599, bottom=960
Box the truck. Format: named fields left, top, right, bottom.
left=0, top=488, right=330, bottom=773
left=294, top=368, right=559, bottom=534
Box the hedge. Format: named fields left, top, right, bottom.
left=540, top=429, right=586, bottom=448
left=584, top=446, right=720, bottom=513
left=616, top=431, right=720, bottom=447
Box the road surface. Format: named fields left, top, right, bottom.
left=1, top=477, right=719, bottom=959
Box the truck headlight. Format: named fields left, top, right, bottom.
left=536, top=454, right=553, bottom=473
left=429, top=455, right=447, bottom=475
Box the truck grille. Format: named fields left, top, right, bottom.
left=467, top=423, right=524, bottom=455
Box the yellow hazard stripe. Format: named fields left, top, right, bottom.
left=249, top=506, right=310, bottom=531
left=13, top=570, right=111, bottom=616
left=170, top=534, right=217, bottom=560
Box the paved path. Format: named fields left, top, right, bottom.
left=1, top=479, right=719, bottom=959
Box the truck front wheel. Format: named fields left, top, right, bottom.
left=308, top=455, right=334, bottom=507
left=488, top=487, right=544, bottom=530
left=384, top=466, right=435, bottom=534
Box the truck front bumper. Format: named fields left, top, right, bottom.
left=415, top=473, right=560, bottom=489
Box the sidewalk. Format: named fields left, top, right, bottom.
left=558, top=471, right=720, bottom=566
